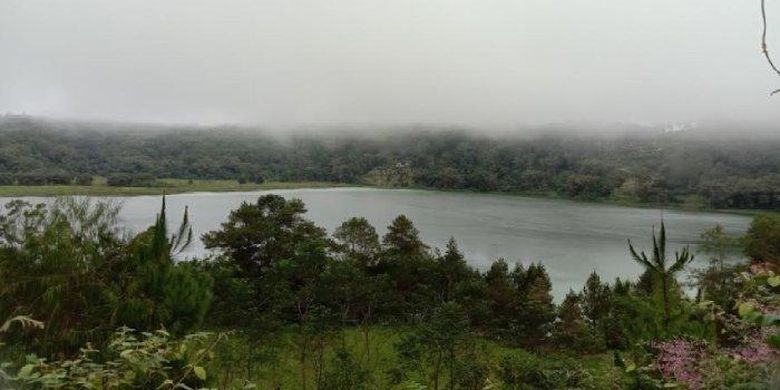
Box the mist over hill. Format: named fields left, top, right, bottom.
left=1, top=116, right=778, bottom=209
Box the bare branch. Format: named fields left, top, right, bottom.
left=762, top=0, right=780, bottom=95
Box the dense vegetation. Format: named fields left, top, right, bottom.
left=1, top=195, right=778, bottom=389
left=1, top=116, right=779, bottom=209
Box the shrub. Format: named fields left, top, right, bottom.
left=319, top=347, right=370, bottom=390
left=743, top=213, right=780, bottom=266
left=106, top=173, right=157, bottom=187
left=14, top=172, right=48, bottom=185
left=0, top=198, right=212, bottom=354
left=13, top=171, right=74, bottom=185
left=0, top=173, right=13, bottom=185
left=6, top=328, right=228, bottom=389
left=452, top=348, right=490, bottom=389
left=74, top=174, right=93, bottom=185
left=498, top=352, right=591, bottom=389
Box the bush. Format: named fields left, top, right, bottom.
left=0, top=198, right=211, bottom=354
left=498, top=352, right=591, bottom=389
left=743, top=213, right=780, bottom=266
left=452, top=348, right=490, bottom=389
left=106, top=173, right=157, bottom=187
left=6, top=328, right=228, bottom=389
left=14, top=172, right=48, bottom=185
left=0, top=173, right=14, bottom=185
left=319, top=347, right=370, bottom=390
left=74, top=174, right=93, bottom=185
left=13, top=171, right=74, bottom=185
left=46, top=172, right=74, bottom=185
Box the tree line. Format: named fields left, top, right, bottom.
left=1, top=116, right=779, bottom=208
left=1, top=194, right=778, bottom=388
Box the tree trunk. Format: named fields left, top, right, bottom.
left=300, top=333, right=309, bottom=390
left=433, top=350, right=442, bottom=390
left=662, top=273, right=670, bottom=331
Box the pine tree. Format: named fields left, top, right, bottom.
left=581, top=271, right=611, bottom=329
left=382, top=215, right=427, bottom=258
left=628, top=222, right=694, bottom=331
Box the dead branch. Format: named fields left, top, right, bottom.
left=761, top=0, right=780, bottom=95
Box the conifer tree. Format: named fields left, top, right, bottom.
left=628, top=222, right=694, bottom=330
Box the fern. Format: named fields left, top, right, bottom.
left=0, top=315, right=44, bottom=333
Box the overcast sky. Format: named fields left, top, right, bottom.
left=1, top=0, right=779, bottom=127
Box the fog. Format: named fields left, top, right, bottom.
left=1, top=0, right=779, bottom=128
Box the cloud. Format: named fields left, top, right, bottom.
left=1, top=0, right=778, bottom=127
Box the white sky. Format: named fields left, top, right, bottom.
left=1, top=0, right=779, bottom=127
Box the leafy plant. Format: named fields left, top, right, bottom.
left=7, top=327, right=231, bottom=389
left=628, top=222, right=694, bottom=331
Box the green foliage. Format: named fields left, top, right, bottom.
left=434, top=238, right=475, bottom=304
left=106, top=173, right=157, bottom=187
left=513, top=262, right=556, bottom=346
left=2, top=195, right=778, bottom=389
left=554, top=290, right=605, bottom=353
left=319, top=347, right=370, bottom=390
left=698, top=353, right=776, bottom=389
left=73, top=174, right=93, bottom=186
left=694, top=223, right=743, bottom=312
left=333, top=217, right=380, bottom=266
left=743, top=213, right=780, bottom=265
left=0, top=198, right=211, bottom=354
left=0, top=173, right=13, bottom=185
left=6, top=328, right=227, bottom=389
left=628, top=222, right=694, bottom=331
left=393, top=302, right=488, bottom=389
left=497, top=352, right=593, bottom=389
left=4, top=116, right=778, bottom=209
left=0, top=317, right=44, bottom=335
left=203, top=195, right=326, bottom=278
left=383, top=214, right=428, bottom=258
left=581, top=271, right=612, bottom=331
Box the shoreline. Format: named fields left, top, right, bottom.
left=0, top=180, right=353, bottom=197
left=0, top=179, right=774, bottom=216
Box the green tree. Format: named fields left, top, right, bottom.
left=553, top=290, right=600, bottom=353
left=379, top=215, right=436, bottom=317
left=694, top=224, right=741, bottom=311
left=699, top=224, right=735, bottom=269
left=743, top=213, right=780, bottom=266
left=319, top=347, right=370, bottom=390
left=512, top=262, right=556, bottom=346
left=434, top=237, right=473, bottom=303
left=0, top=198, right=211, bottom=354
left=483, top=259, right=522, bottom=339
left=581, top=271, right=612, bottom=329
left=333, top=217, right=380, bottom=266
left=203, top=195, right=327, bottom=277
left=395, top=302, right=472, bottom=390
left=628, top=222, right=694, bottom=330
left=382, top=214, right=428, bottom=258
left=202, top=195, right=329, bottom=317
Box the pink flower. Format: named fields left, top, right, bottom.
left=728, top=329, right=777, bottom=364
left=654, top=339, right=707, bottom=389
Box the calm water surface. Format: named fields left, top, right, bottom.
left=2, top=188, right=752, bottom=300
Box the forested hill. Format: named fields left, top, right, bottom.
left=0, top=116, right=778, bottom=209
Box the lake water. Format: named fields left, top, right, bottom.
left=1, top=187, right=752, bottom=300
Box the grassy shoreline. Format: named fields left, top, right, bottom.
left=369, top=184, right=773, bottom=216
left=0, top=179, right=352, bottom=197
left=0, top=179, right=774, bottom=216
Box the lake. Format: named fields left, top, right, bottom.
left=1, top=187, right=752, bottom=300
